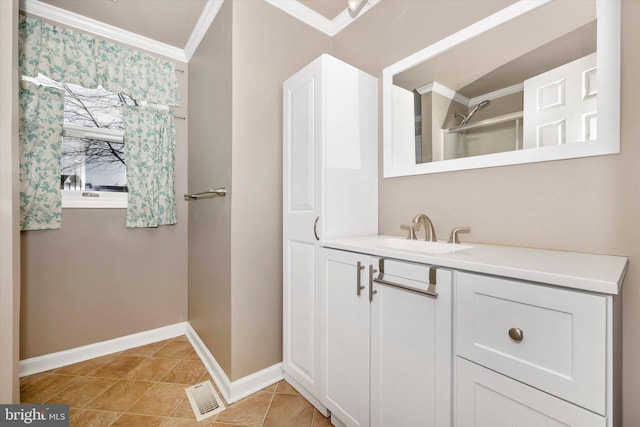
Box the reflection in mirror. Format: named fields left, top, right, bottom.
left=383, top=0, right=620, bottom=177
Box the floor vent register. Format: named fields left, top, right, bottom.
left=185, top=380, right=226, bottom=421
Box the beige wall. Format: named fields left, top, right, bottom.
left=188, top=0, right=331, bottom=382
left=229, top=0, right=331, bottom=381
left=0, top=0, right=20, bottom=403
left=333, top=0, right=639, bottom=425
left=19, top=21, right=190, bottom=358
left=187, top=0, right=233, bottom=377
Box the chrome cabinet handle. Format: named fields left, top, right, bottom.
left=356, top=262, right=365, bottom=296
left=368, top=265, right=378, bottom=302
left=508, top=327, right=524, bottom=342
left=313, top=216, right=319, bottom=241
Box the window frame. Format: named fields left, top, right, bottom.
left=61, top=123, right=128, bottom=209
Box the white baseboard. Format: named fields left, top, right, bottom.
left=19, top=322, right=188, bottom=377
left=19, top=321, right=284, bottom=405
left=185, top=323, right=283, bottom=404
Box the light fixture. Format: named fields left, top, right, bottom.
left=347, top=0, right=368, bottom=18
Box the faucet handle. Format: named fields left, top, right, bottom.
left=448, top=227, right=470, bottom=244
left=400, top=224, right=417, bottom=240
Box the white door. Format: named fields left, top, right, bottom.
left=456, top=358, right=606, bottom=427
left=321, top=249, right=370, bottom=427
left=523, top=53, right=597, bottom=148
left=283, top=59, right=323, bottom=395
left=370, top=260, right=452, bottom=427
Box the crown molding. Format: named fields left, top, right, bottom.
left=468, top=82, right=523, bottom=106
left=416, top=81, right=470, bottom=106
left=184, top=0, right=224, bottom=62
left=19, top=0, right=187, bottom=63
left=19, top=0, right=378, bottom=65
left=264, top=0, right=380, bottom=37
left=416, top=81, right=524, bottom=107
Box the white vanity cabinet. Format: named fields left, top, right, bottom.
left=320, top=236, right=626, bottom=427
left=455, top=272, right=616, bottom=427
left=320, top=248, right=453, bottom=427
left=282, top=55, right=378, bottom=412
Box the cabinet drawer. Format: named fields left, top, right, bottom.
left=456, top=357, right=605, bottom=427
left=456, top=272, right=607, bottom=415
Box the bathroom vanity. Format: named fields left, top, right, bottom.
left=319, top=237, right=627, bottom=427
left=282, top=1, right=624, bottom=424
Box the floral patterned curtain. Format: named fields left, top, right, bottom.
left=18, top=14, right=180, bottom=230
left=18, top=15, right=180, bottom=106
left=18, top=81, right=65, bottom=231
left=122, top=106, right=177, bottom=228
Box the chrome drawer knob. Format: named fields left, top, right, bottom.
left=508, top=327, right=524, bottom=342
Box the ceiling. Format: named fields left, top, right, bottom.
left=35, top=0, right=358, bottom=59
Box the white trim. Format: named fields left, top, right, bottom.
left=19, top=322, right=285, bottom=405
left=416, top=81, right=470, bottom=106
left=264, top=0, right=334, bottom=35
left=263, top=0, right=380, bottom=37
left=61, top=190, right=128, bottom=209
left=63, top=123, right=124, bottom=143
left=19, top=322, right=188, bottom=377
left=19, top=0, right=187, bottom=62
left=186, top=323, right=283, bottom=404
left=383, top=0, right=621, bottom=178
left=415, top=81, right=523, bottom=107
left=184, top=0, right=225, bottom=62
left=468, top=82, right=524, bottom=106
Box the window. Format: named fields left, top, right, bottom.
left=24, top=74, right=142, bottom=208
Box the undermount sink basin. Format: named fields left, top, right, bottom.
left=365, top=236, right=472, bottom=254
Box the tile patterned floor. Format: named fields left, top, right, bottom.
left=20, top=335, right=332, bottom=427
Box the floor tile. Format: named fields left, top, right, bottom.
left=152, top=341, right=193, bottom=359
left=70, top=409, right=121, bottom=427
left=21, top=340, right=322, bottom=427
left=163, top=417, right=215, bottom=426
left=20, top=372, right=50, bottom=394
left=86, top=380, right=154, bottom=412
left=263, top=393, right=314, bottom=427
left=111, top=413, right=166, bottom=426
left=53, top=354, right=114, bottom=376
left=169, top=398, right=197, bottom=420
left=161, top=359, right=206, bottom=384
left=312, top=409, right=332, bottom=426
left=125, top=357, right=179, bottom=382
left=90, top=355, right=147, bottom=379
left=21, top=374, right=81, bottom=404
left=181, top=348, right=201, bottom=360
left=275, top=381, right=299, bottom=395
left=128, top=382, right=186, bottom=417
left=214, top=391, right=273, bottom=426
left=119, top=340, right=171, bottom=357
left=46, top=376, right=117, bottom=408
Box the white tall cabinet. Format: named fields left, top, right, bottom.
left=282, top=54, right=378, bottom=413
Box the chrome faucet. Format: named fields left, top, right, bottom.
left=412, top=213, right=437, bottom=242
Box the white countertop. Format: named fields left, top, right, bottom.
left=321, top=236, right=628, bottom=295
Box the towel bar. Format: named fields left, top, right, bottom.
left=184, top=188, right=226, bottom=200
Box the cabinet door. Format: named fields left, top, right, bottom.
left=321, top=249, right=370, bottom=427
left=456, top=358, right=606, bottom=427
left=370, top=260, right=452, bottom=427
left=283, top=58, right=323, bottom=396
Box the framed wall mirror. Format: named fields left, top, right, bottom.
left=382, top=0, right=620, bottom=178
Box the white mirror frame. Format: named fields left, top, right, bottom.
left=383, top=0, right=620, bottom=178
